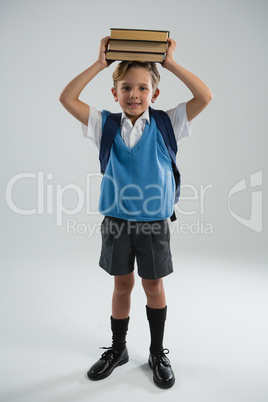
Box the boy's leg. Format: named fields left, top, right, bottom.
left=111, top=272, right=134, bottom=351
left=112, top=272, right=135, bottom=319
left=87, top=273, right=134, bottom=381
left=142, top=278, right=166, bottom=309
left=142, top=278, right=175, bottom=389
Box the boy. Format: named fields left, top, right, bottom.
left=60, top=36, right=212, bottom=389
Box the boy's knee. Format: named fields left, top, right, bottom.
left=142, top=279, right=163, bottom=298
left=114, top=274, right=135, bottom=296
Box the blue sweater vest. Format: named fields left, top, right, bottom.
left=98, top=111, right=175, bottom=221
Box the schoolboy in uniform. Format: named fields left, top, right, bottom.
left=60, top=36, right=212, bottom=389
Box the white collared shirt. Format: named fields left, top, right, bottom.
left=120, top=108, right=150, bottom=149
left=82, top=103, right=191, bottom=150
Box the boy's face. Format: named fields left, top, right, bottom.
left=111, top=68, right=160, bottom=125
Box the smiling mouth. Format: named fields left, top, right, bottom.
left=128, top=102, right=141, bottom=107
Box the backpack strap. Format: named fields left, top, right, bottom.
left=149, top=107, right=177, bottom=162
left=149, top=107, right=181, bottom=221
left=99, top=112, right=121, bottom=174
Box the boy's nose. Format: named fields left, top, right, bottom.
left=130, top=89, right=138, bottom=98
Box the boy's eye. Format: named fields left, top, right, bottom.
left=140, top=87, right=147, bottom=91
left=122, top=86, right=130, bottom=91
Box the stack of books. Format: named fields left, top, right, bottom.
left=106, top=28, right=169, bottom=63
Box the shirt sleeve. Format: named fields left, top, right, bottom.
left=165, top=102, right=192, bottom=143
left=81, top=106, right=102, bottom=150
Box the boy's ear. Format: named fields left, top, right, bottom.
left=111, top=87, right=118, bottom=102
left=151, top=88, right=160, bottom=103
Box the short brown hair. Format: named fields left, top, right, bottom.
left=112, top=61, right=160, bottom=92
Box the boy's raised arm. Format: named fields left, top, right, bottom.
left=163, top=38, right=213, bottom=122
left=59, top=37, right=111, bottom=126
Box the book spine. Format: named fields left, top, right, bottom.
left=106, top=50, right=166, bottom=55
left=110, top=28, right=170, bottom=33
left=109, top=38, right=168, bottom=44
left=105, top=51, right=166, bottom=63
left=110, top=29, right=169, bottom=42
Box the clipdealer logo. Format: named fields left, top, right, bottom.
left=4, top=171, right=214, bottom=236
left=228, top=170, right=263, bottom=232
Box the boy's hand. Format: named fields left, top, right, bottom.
left=162, top=38, right=177, bottom=69
left=97, top=36, right=113, bottom=68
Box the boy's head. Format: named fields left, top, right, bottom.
left=111, top=61, right=160, bottom=124
left=112, top=61, right=160, bottom=92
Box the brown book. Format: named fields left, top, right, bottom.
left=110, top=28, right=169, bottom=42
left=105, top=51, right=166, bottom=63
left=109, top=39, right=167, bottom=53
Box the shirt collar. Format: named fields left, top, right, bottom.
left=121, top=108, right=150, bottom=126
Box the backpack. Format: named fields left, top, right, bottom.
left=99, top=107, right=180, bottom=221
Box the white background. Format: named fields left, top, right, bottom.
left=1, top=0, right=267, bottom=401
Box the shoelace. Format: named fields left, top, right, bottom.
left=99, top=346, right=118, bottom=360
left=152, top=348, right=171, bottom=367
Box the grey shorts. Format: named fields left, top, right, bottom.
left=99, top=216, right=173, bottom=280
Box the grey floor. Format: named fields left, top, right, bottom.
left=1, top=250, right=267, bottom=402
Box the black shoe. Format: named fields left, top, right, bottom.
left=87, top=346, right=129, bottom=381
left=148, top=348, right=175, bottom=389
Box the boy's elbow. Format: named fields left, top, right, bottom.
left=205, top=89, right=213, bottom=104
left=59, top=92, right=73, bottom=111
left=59, top=91, right=67, bottom=105
left=203, top=88, right=213, bottom=106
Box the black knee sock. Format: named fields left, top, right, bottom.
left=111, top=316, right=130, bottom=352
left=146, top=305, right=167, bottom=355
